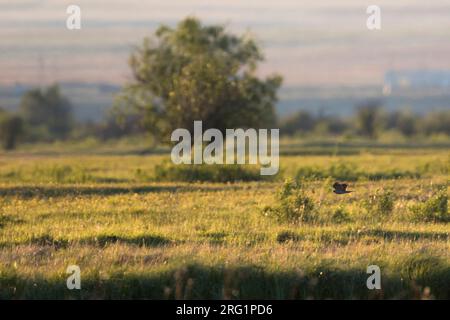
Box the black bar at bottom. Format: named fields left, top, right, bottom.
left=0, top=300, right=446, bottom=318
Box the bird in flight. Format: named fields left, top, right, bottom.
left=333, top=182, right=352, bottom=194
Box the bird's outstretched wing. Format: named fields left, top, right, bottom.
left=333, top=182, right=344, bottom=192
left=333, top=182, right=352, bottom=193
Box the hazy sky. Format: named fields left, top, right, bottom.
left=1, top=0, right=450, bottom=86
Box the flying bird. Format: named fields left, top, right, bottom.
left=333, top=182, right=352, bottom=194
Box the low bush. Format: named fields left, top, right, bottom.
left=330, top=207, right=351, bottom=224
left=410, top=189, right=448, bottom=222
left=262, top=180, right=316, bottom=224
left=363, top=189, right=395, bottom=217
left=153, top=161, right=268, bottom=182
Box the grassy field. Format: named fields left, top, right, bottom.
left=0, top=144, right=449, bottom=299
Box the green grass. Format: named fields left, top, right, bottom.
left=0, top=146, right=448, bottom=299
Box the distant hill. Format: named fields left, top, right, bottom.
left=278, top=85, right=450, bottom=117
left=385, top=70, right=450, bottom=89
left=1, top=81, right=449, bottom=122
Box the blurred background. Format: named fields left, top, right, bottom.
left=0, top=0, right=449, bottom=149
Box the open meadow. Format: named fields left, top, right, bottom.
left=0, top=143, right=449, bottom=299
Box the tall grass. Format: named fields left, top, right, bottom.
left=363, top=189, right=395, bottom=218
left=0, top=150, right=448, bottom=299
left=410, top=189, right=448, bottom=222
left=295, top=162, right=421, bottom=181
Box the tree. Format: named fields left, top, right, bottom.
left=116, top=17, right=282, bottom=142
left=421, top=110, right=450, bottom=136
left=0, top=108, right=23, bottom=150
left=355, top=100, right=382, bottom=138
left=280, top=111, right=316, bottom=135
left=20, top=85, right=73, bottom=140
left=386, top=110, right=417, bottom=137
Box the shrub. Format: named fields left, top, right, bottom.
left=363, top=189, right=395, bottom=217
left=410, top=189, right=448, bottom=222
left=330, top=207, right=351, bottom=224
left=262, top=180, right=316, bottom=224
left=276, top=231, right=301, bottom=243
left=153, top=161, right=268, bottom=182
left=377, top=190, right=395, bottom=215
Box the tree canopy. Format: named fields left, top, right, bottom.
left=0, top=108, right=23, bottom=150
left=116, top=17, right=282, bottom=142
left=20, top=85, right=73, bottom=140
